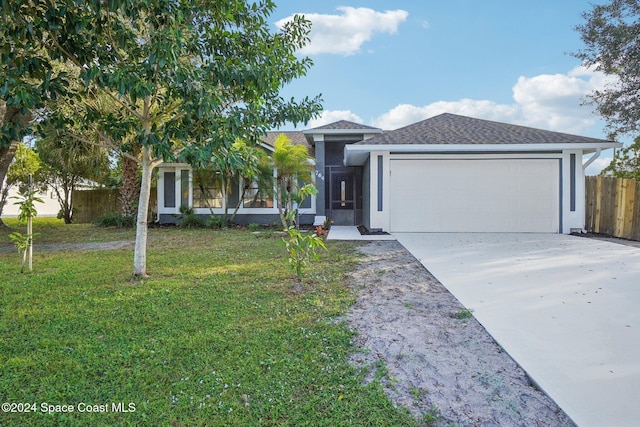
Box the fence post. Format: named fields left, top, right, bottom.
left=594, top=176, right=602, bottom=234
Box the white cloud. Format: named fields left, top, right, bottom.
left=371, top=65, right=611, bottom=134
left=308, top=110, right=364, bottom=128
left=584, top=156, right=613, bottom=176
left=372, top=100, right=520, bottom=130
left=276, top=7, right=409, bottom=56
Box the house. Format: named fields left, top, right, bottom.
left=157, top=113, right=620, bottom=233
left=2, top=184, right=60, bottom=218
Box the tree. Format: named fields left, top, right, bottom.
left=271, top=134, right=314, bottom=228
left=36, top=127, right=110, bottom=224
left=0, top=101, right=35, bottom=227
left=9, top=183, right=43, bottom=273
left=1, top=1, right=322, bottom=277
left=601, top=136, right=640, bottom=180
left=209, top=141, right=248, bottom=221
left=0, top=142, right=42, bottom=221
left=575, top=0, right=640, bottom=138
left=229, top=141, right=273, bottom=223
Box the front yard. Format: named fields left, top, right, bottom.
left=0, top=220, right=415, bottom=426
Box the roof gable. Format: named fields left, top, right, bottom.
left=307, top=120, right=380, bottom=131
left=260, top=131, right=307, bottom=148
left=359, top=113, right=614, bottom=145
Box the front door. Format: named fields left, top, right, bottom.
left=328, top=167, right=356, bottom=225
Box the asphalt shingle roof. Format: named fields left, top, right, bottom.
left=260, top=131, right=307, bottom=147
left=357, top=113, right=613, bottom=145
left=308, top=120, right=380, bottom=131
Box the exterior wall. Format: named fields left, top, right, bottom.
left=159, top=213, right=314, bottom=226
left=365, top=151, right=587, bottom=234
left=157, top=163, right=315, bottom=225
left=313, top=135, right=326, bottom=217
left=562, top=150, right=586, bottom=233
left=3, top=185, right=60, bottom=217
left=362, top=157, right=371, bottom=229
left=367, top=151, right=391, bottom=232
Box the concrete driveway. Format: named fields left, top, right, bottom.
left=395, top=233, right=640, bottom=427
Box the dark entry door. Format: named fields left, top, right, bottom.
left=329, top=168, right=356, bottom=225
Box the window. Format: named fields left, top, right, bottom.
left=243, top=183, right=273, bottom=208
left=193, top=171, right=223, bottom=208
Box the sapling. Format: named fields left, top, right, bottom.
left=9, top=185, right=43, bottom=273
left=282, top=184, right=327, bottom=281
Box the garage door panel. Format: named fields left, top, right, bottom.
left=389, top=159, right=559, bottom=233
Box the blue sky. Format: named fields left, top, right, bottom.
left=272, top=1, right=621, bottom=174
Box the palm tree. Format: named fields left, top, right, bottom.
left=271, top=134, right=314, bottom=228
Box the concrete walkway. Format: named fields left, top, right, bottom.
left=327, top=226, right=396, bottom=241
left=395, top=233, right=640, bottom=427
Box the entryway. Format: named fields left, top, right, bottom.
left=326, top=166, right=362, bottom=226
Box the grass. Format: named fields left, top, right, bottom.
left=0, top=219, right=417, bottom=426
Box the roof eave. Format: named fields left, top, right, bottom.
left=344, top=142, right=623, bottom=166
left=303, top=128, right=382, bottom=136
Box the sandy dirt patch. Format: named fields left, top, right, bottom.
left=346, top=241, right=575, bottom=426
left=0, top=240, right=134, bottom=254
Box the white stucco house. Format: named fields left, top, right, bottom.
left=157, top=113, right=620, bottom=233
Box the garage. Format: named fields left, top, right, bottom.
left=389, top=158, right=560, bottom=233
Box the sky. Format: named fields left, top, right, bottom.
left=271, top=0, right=623, bottom=175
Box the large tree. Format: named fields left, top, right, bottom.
left=36, top=128, right=110, bottom=224
left=1, top=0, right=322, bottom=277
left=575, top=0, right=640, bottom=138
left=601, top=136, right=640, bottom=180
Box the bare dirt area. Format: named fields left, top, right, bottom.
left=0, top=240, right=134, bottom=254
left=346, top=241, right=575, bottom=426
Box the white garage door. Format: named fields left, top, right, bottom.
left=389, top=158, right=560, bottom=233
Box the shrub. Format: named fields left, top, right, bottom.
left=176, top=206, right=204, bottom=228
left=93, top=212, right=135, bottom=228
left=206, top=215, right=230, bottom=229
left=248, top=223, right=260, bottom=232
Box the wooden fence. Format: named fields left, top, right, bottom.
left=585, top=176, right=640, bottom=241
left=73, top=188, right=157, bottom=223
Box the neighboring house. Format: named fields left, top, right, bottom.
left=157, top=113, right=620, bottom=233
left=2, top=184, right=60, bottom=218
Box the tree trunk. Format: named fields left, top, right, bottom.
left=0, top=104, right=32, bottom=227
left=0, top=142, right=18, bottom=227
left=276, top=180, right=287, bottom=229
left=120, top=149, right=140, bottom=217
left=230, top=184, right=249, bottom=223
left=133, top=146, right=158, bottom=278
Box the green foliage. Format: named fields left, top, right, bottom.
left=1, top=0, right=323, bottom=276
left=1, top=143, right=43, bottom=218
left=0, top=226, right=416, bottom=426
left=9, top=186, right=43, bottom=272
left=247, top=223, right=260, bottom=232
left=574, top=1, right=640, bottom=137
left=12, top=187, right=43, bottom=224
left=6, top=143, right=42, bottom=190
left=283, top=208, right=327, bottom=281
left=601, top=136, right=640, bottom=179
left=93, top=212, right=135, bottom=228
left=455, top=309, right=474, bottom=321
left=176, top=205, right=204, bottom=228
left=206, top=214, right=230, bottom=229
left=272, top=134, right=315, bottom=228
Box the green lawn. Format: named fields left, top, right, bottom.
left=0, top=220, right=416, bottom=426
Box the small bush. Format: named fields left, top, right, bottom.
left=206, top=215, right=230, bottom=229
left=176, top=206, right=204, bottom=228
left=247, top=223, right=260, bottom=232
left=93, top=212, right=135, bottom=228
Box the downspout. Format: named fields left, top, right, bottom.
left=582, top=148, right=601, bottom=171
